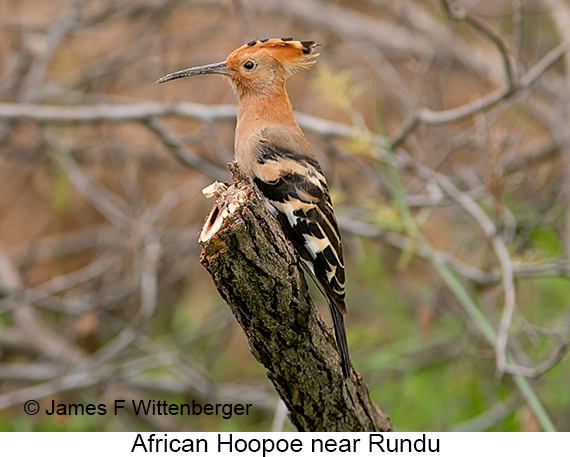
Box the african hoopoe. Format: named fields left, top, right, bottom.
left=157, top=38, right=351, bottom=378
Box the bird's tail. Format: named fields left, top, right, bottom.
left=328, top=299, right=351, bottom=378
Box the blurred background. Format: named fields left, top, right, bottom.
left=0, top=0, right=569, bottom=432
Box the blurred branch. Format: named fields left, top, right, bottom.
left=542, top=0, right=570, bottom=257
left=441, top=0, right=516, bottom=88
left=375, top=138, right=557, bottom=431
left=391, top=38, right=570, bottom=146
left=503, top=339, right=570, bottom=378
left=8, top=225, right=118, bottom=264
left=0, top=368, right=110, bottom=410
left=240, top=0, right=502, bottom=80
left=0, top=101, right=352, bottom=138
left=144, top=118, right=228, bottom=181
left=505, top=135, right=558, bottom=173
left=0, top=255, right=113, bottom=313
left=337, top=215, right=498, bottom=285
left=451, top=393, right=520, bottom=432
left=338, top=215, right=570, bottom=283
left=0, top=101, right=236, bottom=123
left=0, top=237, right=87, bottom=363
left=418, top=163, right=518, bottom=376
left=0, top=101, right=352, bottom=180
left=493, top=236, right=516, bottom=376
left=53, top=149, right=132, bottom=232
left=79, top=235, right=160, bottom=368
left=20, top=0, right=90, bottom=102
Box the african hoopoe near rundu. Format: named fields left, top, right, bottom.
left=157, top=38, right=351, bottom=378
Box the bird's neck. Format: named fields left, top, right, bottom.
left=235, top=85, right=299, bottom=134
left=233, top=84, right=309, bottom=176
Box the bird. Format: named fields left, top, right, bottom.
left=157, top=38, right=351, bottom=378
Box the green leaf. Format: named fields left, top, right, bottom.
left=529, top=225, right=564, bottom=257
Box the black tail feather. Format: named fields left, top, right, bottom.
left=328, top=299, right=351, bottom=378
left=294, top=258, right=351, bottom=378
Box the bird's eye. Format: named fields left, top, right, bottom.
left=243, top=61, right=256, bottom=70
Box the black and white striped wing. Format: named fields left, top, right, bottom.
left=251, top=143, right=346, bottom=314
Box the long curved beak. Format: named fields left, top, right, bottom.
left=156, top=61, right=231, bottom=84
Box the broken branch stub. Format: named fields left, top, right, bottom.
left=198, top=162, right=392, bottom=432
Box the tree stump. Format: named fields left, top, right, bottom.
left=199, top=162, right=392, bottom=432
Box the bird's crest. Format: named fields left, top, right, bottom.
left=228, top=38, right=319, bottom=75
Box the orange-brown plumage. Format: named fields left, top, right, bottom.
left=157, top=38, right=351, bottom=378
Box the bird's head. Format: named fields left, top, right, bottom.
left=156, top=38, right=319, bottom=97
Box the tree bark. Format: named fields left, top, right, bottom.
left=199, top=163, right=392, bottom=432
